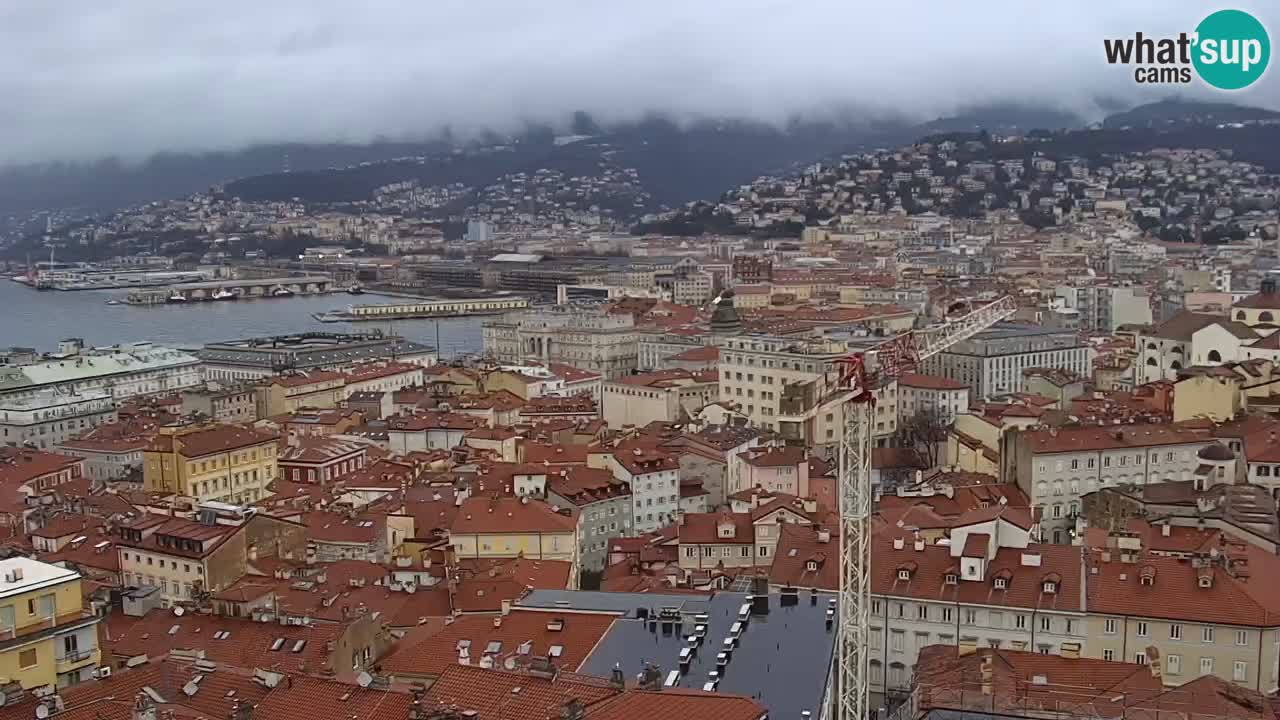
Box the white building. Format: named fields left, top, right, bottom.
left=0, top=343, right=202, bottom=402
left=1001, top=424, right=1214, bottom=544
left=483, top=307, right=639, bottom=380
left=1054, top=284, right=1152, bottom=333
left=606, top=442, right=680, bottom=533
left=0, top=389, right=116, bottom=450
left=897, top=373, right=970, bottom=424
left=920, top=324, right=1089, bottom=401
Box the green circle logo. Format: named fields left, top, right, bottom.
left=1193, top=9, right=1270, bottom=90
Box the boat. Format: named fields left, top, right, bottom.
left=104, top=299, right=121, bottom=306
left=211, top=288, right=238, bottom=301
left=346, top=284, right=365, bottom=295
left=166, top=292, right=187, bottom=303
left=271, top=286, right=294, bottom=297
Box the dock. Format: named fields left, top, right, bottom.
left=125, top=276, right=334, bottom=305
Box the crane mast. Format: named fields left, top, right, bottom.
left=832, top=296, right=1016, bottom=720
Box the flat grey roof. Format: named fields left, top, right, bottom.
left=520, top=590, right=836, bottom=719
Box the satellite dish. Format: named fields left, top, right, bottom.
left=356, top=672, right=373, bottom=689
left=503, top=656, right=517, bottom=671
left=174, top=606, right=185, bottom=617
left=36, top=705, right=49, bottom=720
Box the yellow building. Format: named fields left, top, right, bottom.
left=144, top=424, right=280, bottom=504
left=0, top=557, right=101, bottom=689
left=449, top=497, right=578, bottom=572
left=1172, top=369, right=1244, bottom=422
left=254, top=371, right=347, bottom=418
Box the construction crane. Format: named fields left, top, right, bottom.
left=832, top=296, right=1016, bottom=720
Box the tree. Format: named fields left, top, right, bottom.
left=893, top=406, right=950, bottom=469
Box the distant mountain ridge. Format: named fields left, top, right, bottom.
left=1, top=100, right=1273, bottom=219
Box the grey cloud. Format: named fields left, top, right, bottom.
left=1, top=0, right=1277, bottom=166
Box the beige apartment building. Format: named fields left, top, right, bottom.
left=1001, top=423, right=1214, bottom=544
left=719, top=335, right=897, bottom=450
left=601, top=368, right=718, bottom=429
left=1084, top=542, right=1280, bottom=692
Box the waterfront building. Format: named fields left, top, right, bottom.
left=0, top=343, right=201, bottom=403
left=0, top=389, right=116, bottom=450
left=198, top=332, right=436, bottom=381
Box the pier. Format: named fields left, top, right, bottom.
left=125, top=276, right=335, bottom=305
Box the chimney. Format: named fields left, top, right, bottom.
left=609, top=664, right=625, bottom=689
left=979, top=654, right=994, bottom=696
left=133, top=693, right=158, bottom=720
left=559, top=699, right=586, bottom=720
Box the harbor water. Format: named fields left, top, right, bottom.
left=0, top=281, right=485, bottom=358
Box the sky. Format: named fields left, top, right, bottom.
left=1, top=0, right=1276, bottom=166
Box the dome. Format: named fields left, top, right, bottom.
left=1198, top=443, right=1234, bottom=461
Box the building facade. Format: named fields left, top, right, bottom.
left=920, top=324, right=1090, bottom=401
left=143, top=424, right=280, bottom=504
left=0, top=557, right=102, bottom=689
left=482, top=308, right=639, bottom=380
left=0, top=390, right=116, bottom=450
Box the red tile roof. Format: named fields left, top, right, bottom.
left=1017, top=423, right=1209, bottom=454
left=677, top=511, right=755, bottom=545
left=381, top=610, right=616, bottom=678
left=422, top=664, right=620, bottom=720
left=588, top=689, right=766, bottom=720
left=252, top=674, right=411, bottom=720
left=148, top=425, right=279, bottom=457
left=451, top=496, right=577, bottom=535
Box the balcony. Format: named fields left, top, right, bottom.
left=56, top=648, right=95, bottom=668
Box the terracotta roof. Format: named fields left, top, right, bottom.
left=1145, top=311, right=1221, bottom=341
left=388, top=412, right=488, bottom=432
left=588, top=689, right=767, bottom=720
left=738, top=446, right=806, bottom=467
left=0, top=447, right=82, bottom=486
left=677, top=511, right=755, bottom=545
left=423, top=664, right=620, bottom=720
left=525, top=442, right=590, bottom=465
left=381, top=610, right=616, bottom=677
left=548, top=466, right=630, bottom=506
left=148, top=425, right=279, bottom=457
left=268, top=370, right=346, bottom=388
left=611, top=441, right=679, bottom=475
left=1234, top=291, right=1280, bottom=310
left=1017, top=423, right=1209, bottom=454
left=343, top=360, right=422, bottom=382
left=103, top=608, right=342, bottom=672
left=252, top=674, right=411, bottom=720
left=669, top=345, right=720, bottom=362
left=451, top=496, right=577, bottom=535
left=769, top=523, right=839, bottom=590
left=547, top=362, right=602, bottom=382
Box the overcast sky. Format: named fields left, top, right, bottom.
left=1, top=0, right=1276, bottom=166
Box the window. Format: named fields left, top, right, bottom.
left=891, top=631, right=904, bottom=652
left=1170, top=624, right=1182, bottom=640
left=1202, top=626, right=1214, bottom=643
left=871, top=600, right=881, bottom=615
left=1040, top=616, right=1051, bottom=632
left=964, top=609, right=977, bottom=625
left=941, top=608, right=953, bottom=622
left=1135, top=652, right=1148, bottom=665
left=18, top=649, right=36, bottom=668
left=1015, top=614, right=1027, bottom=630
left=1103, top=649, right=1115, bottom=662
left=1236, top=630, right=1249, bottom=646
left=1136, top=621, right=1149, bottom=637
left=1070, top=459, right=1078, bottom=470
left=895, top=603, right=905, bottom=618
left=994, top=577, right=1007, bottom=589
left=1103, top=456, right=1111, bottom=468
left=1087, top=458, right=1095, bottom=469
left=1201, top=657, right=1214, bottom=675
left=897, top=569, right=911, bottom=581
left=917, top=605, right=928, bottom=620
left=1167, top=654, right=1181, bottom=675
left=1104, top=618, right=1117, bottom=634
left=1234, top=661, right=1248, bottom=682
